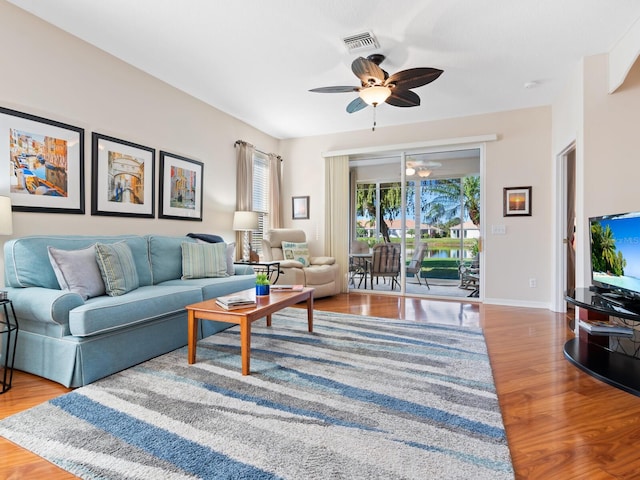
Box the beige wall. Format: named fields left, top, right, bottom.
left=281, top=107, right=553, bottom=308
left=581, top=55, right=640, bottom=285
left=0, top=1, right=279, bottom=284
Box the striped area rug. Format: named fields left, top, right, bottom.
left=0, top=308, right=513, bottom=479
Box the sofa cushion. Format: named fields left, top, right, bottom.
left=4, top=235, right=152, bottom=289
left=158, top=274, right=256, bottom=300
left=47, top=245, right=106, bottom=300
left=282, top=241, right=310, bottom=267
left=148, top=235, right=197, bottom=284
left=96, top=242, right=140, bottom=296
left=68, top=285, right=202, bottom=337
left=181, top=242, right=228, bottom=279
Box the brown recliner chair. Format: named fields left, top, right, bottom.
left=261, top=229, right=340, bottom=298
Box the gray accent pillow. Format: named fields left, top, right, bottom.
left=95, top=242, right=140, bottom=296
left=47, top=245, right=106, bottom=300
left=181, top=242, right=228, bottom=279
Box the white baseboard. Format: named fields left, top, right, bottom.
left=482, top=297, right=551, bottom=310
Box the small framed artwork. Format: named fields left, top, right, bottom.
left=0, top=106, right=84, bottom=214
left=292, top=195, right=310, bottom=220
left=503, top=186, right=532, bottom=217
left=159, top=151, right=203, bottom=221
left=91, top=133, right=155, bottom=218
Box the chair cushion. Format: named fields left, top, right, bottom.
left=95, top=242, right=140, bottom=296
left=47, top=245, right=106, bottom=300
left=282, top=241, right=310, bottom=267
left=304, top=264, right=339, bottom=285
left=181, top=242, right=228, bottom=279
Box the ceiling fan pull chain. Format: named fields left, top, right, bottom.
left=372, top=106, right=377, bottom=131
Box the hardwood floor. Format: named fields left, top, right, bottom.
left=2, top=293, right=640, bottom=479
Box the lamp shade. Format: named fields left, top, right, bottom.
left=0, top=196, right=13, bottom=235
left=233, top=211, right=259, bottom=231
left=359, top=85, right=391, bottom=106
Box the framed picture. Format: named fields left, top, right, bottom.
left=292, top=196, right=309, bottom=220
left=503, top=186, right=532, bottom=217
left=0, top=106, right=84, bottom=214
left=91, top=133, right=155, bottom=218
left=159, top=151, right=203, bottom=221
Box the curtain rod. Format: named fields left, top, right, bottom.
left=234, top=140, right=282, bottom=161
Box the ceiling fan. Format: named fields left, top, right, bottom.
left=309, top=54, right=443, bottom=129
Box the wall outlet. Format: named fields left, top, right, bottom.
left=529, top=278, right=537, bottom=288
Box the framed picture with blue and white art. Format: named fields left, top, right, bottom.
left=0, top=106, right=85, bottom=214
left=91, top=132, right=155, bottom=218
left=158, top=151, right=203, bottom=221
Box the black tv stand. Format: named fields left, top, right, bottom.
left=565, top=288, right=640, bottom=397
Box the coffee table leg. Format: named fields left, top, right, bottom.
left=306, top=293, right=314, bottom=332
left=188, top=310, right=198, bottom=364
left=266, top=314, right=272, bottom=327
left=240, top=317, right=251, bottom=375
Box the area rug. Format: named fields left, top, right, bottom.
left=0, top=308, right=513, bottom=479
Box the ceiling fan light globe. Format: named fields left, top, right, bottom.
left=418, top=170, right=432, bottom=177
left=405, top=167, right=416, bottom=176
left=359, top=85, right=391, bottom=106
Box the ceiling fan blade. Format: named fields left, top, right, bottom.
left=346, top=96, right=368, bottom=113
left=386, top=90, right=421, bottom=108
left=385, top=68, right=443, bottom=90
left=351, top=57, right=386, bottom=85
left=309, top=86, right=360, bottom=93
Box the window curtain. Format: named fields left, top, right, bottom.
left=325, top=155, right=350, bottom=292
left=268, top=153, right=283, bottom=229
left=235, top=141, right=255, bottom=260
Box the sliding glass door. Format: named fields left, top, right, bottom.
left=349, top=148, right=481, bottom=299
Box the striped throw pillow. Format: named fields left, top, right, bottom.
left=181, top=242, right=228, bottom=279
left=95, top=242, right=140, bottom=296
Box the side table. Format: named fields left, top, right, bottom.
left=1, top=299, right=18, bottom=394
left=234, top=260, right=281, bottom=284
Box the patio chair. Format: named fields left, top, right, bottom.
left=349, top=240, right=370, bottom=288
left=369, top=243, right=401, bottom=290
left=406, top=242, right=430, bottom=289
left=459, top=255, right=480, bottom=297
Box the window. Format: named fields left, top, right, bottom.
left=252, top=153, right=269, bottom=254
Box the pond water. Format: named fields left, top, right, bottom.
left=427, top=249, right=474, bottom=259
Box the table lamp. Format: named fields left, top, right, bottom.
left=0, top=196, right=12, bottom=236
left=0, top=195, right=12, bottom=301
left=233, top=211, right=258, bottom=262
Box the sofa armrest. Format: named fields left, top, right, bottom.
left=5, top=286, right=84, bottom=327
left=279, top=259, right=305, bottom=268
left=310, top=256, right=336, bottom=266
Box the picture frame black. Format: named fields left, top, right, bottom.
left=1, top=106, right=85, bottom=214
left=158, top=151, right=203, bottom=221
left=292, top=195, right=310, bottom=220
left=91, top=133, right=155, bottom=218
left=503, top=186, right=532, bottom=217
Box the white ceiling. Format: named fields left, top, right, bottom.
left=8, top=0, right=640, bottom=139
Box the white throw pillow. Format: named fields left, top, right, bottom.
left=48, top=245, right=106, bottom=300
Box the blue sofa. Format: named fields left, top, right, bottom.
left=3, top=234, right=256, bottom=387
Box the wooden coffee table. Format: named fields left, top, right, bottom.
left=186, top=287, right=314, bottom=375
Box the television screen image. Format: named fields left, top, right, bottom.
left=590, top=211, right=640, bottom=298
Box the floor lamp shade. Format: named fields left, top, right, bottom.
left=233, top=211, right=259, bottom=262
left=0, top=196, right=13, bottom=235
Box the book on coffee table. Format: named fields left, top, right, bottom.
left=215, top=293, right=256, bottom=310
left=270, top=285, right=304, bottom=291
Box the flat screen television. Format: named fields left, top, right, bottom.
left=589, top=211, right=640, bottom=302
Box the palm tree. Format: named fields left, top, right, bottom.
left=422, top=176, right=480, bottom=227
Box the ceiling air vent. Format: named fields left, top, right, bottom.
left=342, top=31, right=379, bottom=52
